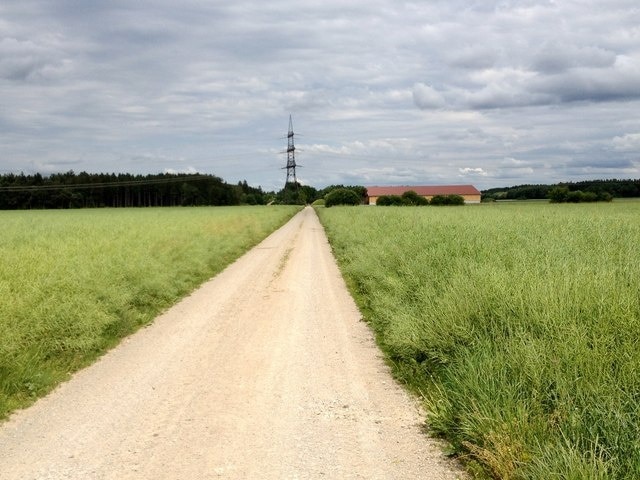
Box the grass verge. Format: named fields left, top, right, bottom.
left=317, top=202, right=640, bottom=479
left=0, top=206, right=300, bottom=420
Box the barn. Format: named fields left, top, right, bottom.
left=366, top=185, right=481, bottom=205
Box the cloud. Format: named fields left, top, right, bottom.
left=412, top=83, right=446, bottom=109
left=0, top=0, right=639, bottom=191
left=530, top=43, right=617, bottom=74
left=613, top=133, right=640, bottom=152
left=0, top=35, right=74, bottom=82
left=459, top=167, right=488, bottom=176
left=530, top=56, right=640, bottom=103
left=446, top=46, right=500, bottom=71
left=164, top=166, right=198, bottom=175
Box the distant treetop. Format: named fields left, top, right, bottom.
left=481, top=179, right=640, bottom=202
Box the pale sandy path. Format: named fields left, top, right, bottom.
left=0, top=207, right=466, bottom=479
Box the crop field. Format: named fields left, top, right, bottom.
left=317, top=202, right=640, bottom=479
left=0, top=206, right=300, bottom=420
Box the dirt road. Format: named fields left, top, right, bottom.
left=0, top=207, right=466, bottom=479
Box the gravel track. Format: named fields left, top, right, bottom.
left=0, top=206, right=466, bottom=479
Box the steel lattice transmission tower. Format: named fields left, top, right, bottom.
left=283, top=114, right=298, bottom=187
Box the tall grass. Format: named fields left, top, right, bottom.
left=317, top=202, right=640, bottom=479
left=0, top=206, right=300, bottom=419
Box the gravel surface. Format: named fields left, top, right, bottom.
left=0, top=206, right=467, bottom=479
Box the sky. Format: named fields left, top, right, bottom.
left=1, top=1, right=639, bottom=191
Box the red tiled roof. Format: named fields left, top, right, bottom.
left=366, top=185, right=481, bottom=197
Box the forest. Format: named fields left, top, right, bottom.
left=0, top=171, right=270, bottom=209
left=0, top=172, right=369, bottom=209
left=482, top=178, right=640, bottom=201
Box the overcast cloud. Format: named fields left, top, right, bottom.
left=1, top=1, right=639, bottom=190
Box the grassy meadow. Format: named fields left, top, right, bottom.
left=0, top=206, right=300, bottom=419
left=317, top=202, right=640, bottom=479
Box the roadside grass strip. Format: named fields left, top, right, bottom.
left=317, top=202, right=640, bottom=479
left=0, top=206, right=300, bottom=419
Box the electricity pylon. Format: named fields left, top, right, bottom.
left=283, top=114, right=298, bottom=187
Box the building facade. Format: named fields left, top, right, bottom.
left=366, top=185, right=481, bottom=205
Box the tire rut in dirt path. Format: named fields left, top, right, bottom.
left=0, top=206, right=467, bottom=479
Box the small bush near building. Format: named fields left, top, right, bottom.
left=376, top=195, right=406, bottom=206
left=401, top=190, right=430, bottom=206
left=325, top=188, right=361, bottom=207
left=430, top=194, right=465, bottom=206
left=377, top=191, right=430, bottom=206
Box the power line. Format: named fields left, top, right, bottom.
left=0, top=175, right=214, bottom=193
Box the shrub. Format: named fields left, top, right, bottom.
left=550, top=187, right=610, bottom=203
left=401, top=190, right=430, bottom=206
left=376, top=195, right=405, bottom=206
left=598, top=191, right=613, bottom=202
left=430, top=195, right=446, bottom=206
left=430, top=194, right=465, bottom=206
left=325, top=188, right=361, bottom=207
left=549, top=186, right=570, bottom=203
left=377, top=192, right=430, bottom=206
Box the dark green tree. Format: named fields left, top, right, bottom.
left=548, top=187, right=570, bottom=203
left=401, top=190, right=429, bottom=206
left=320, top=185, right=367, bottom=203
left=376, top=195, right=405, bottom=206
left=276, top=183, right=307, bottom=205
left=430, top=194, right=465, bottom=206
left=325, top=188, right=361, bottom=207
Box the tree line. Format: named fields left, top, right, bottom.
left=275, top=183, right=367, bottom=205
left=0, top=171, right=377, bottom=209
left=0, top=171, right=273, bottom=209
left=374, top=191, right=465, bottom=206
left=9, top=172, right=635, bottom=209
left=482, top=179, right=640, bottom=202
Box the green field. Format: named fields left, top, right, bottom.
left=317, top=202, right=640, bottom=479
left=0, top=206, right=300, bottom=419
